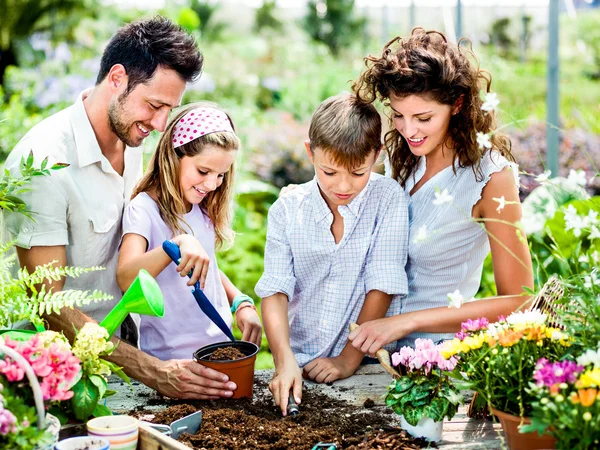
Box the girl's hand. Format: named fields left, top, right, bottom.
left=235, top=305, right=263, bottom=347
left=171, top=234, right=210, bottom=289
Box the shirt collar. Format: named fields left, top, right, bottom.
left=71, top=89, right=104, bottom=169
left=310, top=174, right=374, bottom=223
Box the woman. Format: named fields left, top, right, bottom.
left=348, top=28, right=533, bottom=352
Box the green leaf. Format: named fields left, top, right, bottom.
left=71, top=377, right=100, bottom=421
left=394, top=377, right=415, bottom=394
left=425, top=398, right=448, bottom=422
left=102, top=360, right=131, bottom=385
left=50, top=162, right=70, bottom=170
left=41, top=157, right=48, bottom=170
left=92, top=403, right=113, bottom=417
left=26, top=150, right=34, bottom=169
left=89, top=374, right=107, bottom=399
left=103, top=389, right=117, bottom=398
left=402, top=406, right=423, bottom=427
left=520, top=417, right=550, bottom=436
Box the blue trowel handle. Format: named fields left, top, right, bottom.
left=162, top=239, right=183, bottom=267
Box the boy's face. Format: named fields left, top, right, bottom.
left=305, top=142, right=380, bottom=210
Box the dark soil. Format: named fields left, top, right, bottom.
left=208, top=347, right=246, bottom=361
left=134, top=379, right=430, bottom=449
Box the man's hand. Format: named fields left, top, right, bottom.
left=303, top=354, right=360, bottom=384
left=172, top=234, right=211, bottom=289
left=152, top=359, right=237, bottom=399
left=269, top=359, right=302, bottom=417
left=236, top=306, right=263, bottom=347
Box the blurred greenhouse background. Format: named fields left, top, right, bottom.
left=1, top=0, right=599, bottom=368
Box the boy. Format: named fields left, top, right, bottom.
left=256, top=92, right=409, bottom=415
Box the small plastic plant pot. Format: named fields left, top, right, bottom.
left=193, top=341, right=259, bottom=399
left=55, top=436, right=110, bottom=450
left=87, top=415, right=139, bottom=450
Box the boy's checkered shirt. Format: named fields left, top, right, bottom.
left=255, top=173, right=409, bottom=366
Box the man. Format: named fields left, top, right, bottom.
left=4, top=16, right=237, bottom=400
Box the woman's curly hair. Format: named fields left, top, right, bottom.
left=352, top=28, right=514, bottom=187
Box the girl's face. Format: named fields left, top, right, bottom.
left=389, top=93, right=454, bottom=160
left=179, top=145, right=237, bottom=211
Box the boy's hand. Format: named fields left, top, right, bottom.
left=303, top=353, right=361, bottom=384
left=269, top=359, right=302, bottom=416
left=171, top=234, right=210, bottom=289
left=235, top=306, right=262, bottom=347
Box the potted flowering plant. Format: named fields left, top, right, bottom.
left=440, top=311, right=571, bottom=449
left=385, top=338, right=462, bottom=442
left=0, top=332, right=80, bottom=449
left=522, top=351, right=600, bottom=450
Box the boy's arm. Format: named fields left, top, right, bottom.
left=262, top=293, right=302, bottom=416
left=303, top=290, right=392, bottom=383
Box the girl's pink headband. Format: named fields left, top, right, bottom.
left=172, top=107, right=234, bottom=148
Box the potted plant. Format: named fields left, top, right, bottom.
left=522, top=353, right=600, bottom=450
left=441, top=312, right=572, bottom=449
left=384, top=338, right=462, bottom=442
left=0, top=332, right=80, bottom=449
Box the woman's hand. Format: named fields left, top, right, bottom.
left=171, top=234, right=210, bottom=288
left=348, top=316, right=413, bottom=355
left=235, top=305, right=263, bottom=347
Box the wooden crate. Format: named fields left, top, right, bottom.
left=139, top=424, right=190, bottom=450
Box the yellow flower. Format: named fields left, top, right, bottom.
left=463, top=334, right=486, bottom=351
left=440, top=339, right=462, bottom=359
left=578, top=369, right=600, bottom=389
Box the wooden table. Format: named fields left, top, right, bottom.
left=107, top=365, right=505, bottom=449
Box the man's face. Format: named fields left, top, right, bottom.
left=108, top=67, right=186, bottom=147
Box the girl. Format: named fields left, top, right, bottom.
left=117, top=103, right=262, bottom=362
left=348, top=29, right=533, bottom=351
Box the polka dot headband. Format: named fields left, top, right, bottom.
left=172, top=107, right=234, bottom=148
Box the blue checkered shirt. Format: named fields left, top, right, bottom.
left=255, top=173, right=409, bottom=366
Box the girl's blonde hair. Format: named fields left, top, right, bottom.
left=132, top=102, right=239, bottom=249
left=353, top=28, right=514, bottom=187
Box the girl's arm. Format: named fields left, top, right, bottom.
left=220, top=270, right=262, bottom=346
left=349, top=167, right=534, bottom=354
left=117, top=233, right=211, bottom=291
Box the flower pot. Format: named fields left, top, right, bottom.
left=490, top=407, right=556, bottom=450
left=36, top=413, right=61, bottom=450
left=399, top=415, right=443, bottom=442
left=193, top=340, right=259, bottom=399
left=55, top=436, right=110, bottom=450
left=87, top=415, right=139, bottom=450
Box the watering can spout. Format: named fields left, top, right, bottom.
left=100, top=269, right=165, bottom=337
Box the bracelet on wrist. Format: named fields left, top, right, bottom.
left=231, top=294, right=255, bottom=313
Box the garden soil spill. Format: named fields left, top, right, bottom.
left=135, top=379, right=429, bottom=449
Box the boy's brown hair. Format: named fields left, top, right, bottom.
left=308, top=92, right=382, bottom=169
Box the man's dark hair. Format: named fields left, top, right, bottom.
left=96, top=16, right=203, bottom=94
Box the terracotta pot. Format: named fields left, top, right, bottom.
left=193, top=341, right=259, bottom=399
left=490, top=407, right=556, bottom=450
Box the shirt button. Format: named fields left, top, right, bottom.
left=22, top=226, right=29, bottom=233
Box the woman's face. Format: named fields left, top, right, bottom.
left=389, top=93, right=454, bottom=159
left=179, top=145, right=236, bottom=211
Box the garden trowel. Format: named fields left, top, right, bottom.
left=141, top=410, right=202, bottom=439
left=349, top=323, right=400, bottom=379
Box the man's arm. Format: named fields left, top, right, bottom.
left=17, top=245, right=237, bottom=399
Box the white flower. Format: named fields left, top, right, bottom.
left=564, top=204, right=588, bottom=237
left=447, top=290, right=464, bottom=308
left=567, top=169, right=587, bottom=187
left=476, top=132, right=492, bottom=150
left=534, top=170, right=552, bottom=184
left=592, top=251, right=600, bottom=264
left=576, top=345, right=600, bottom=368
left=414, top=225, right=428, bottom=243
left=433, top=188, right=453, bottom=205
left=579, top=254, right=590, bottom=264
left=493, top=196, right=506, bottom=213
left=584, top=272, right=599, bottom=290
left=481, top=92, right=500, bottom=112
left=589, top=226, right=600, bottom=241
left=506, top=309, right=547, bottom=327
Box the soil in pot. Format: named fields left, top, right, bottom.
left=208, top=346, right=246, bottom=361
left=134, top=379, right=430, bottom=449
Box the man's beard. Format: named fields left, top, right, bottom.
left=108, top=93, right=143, bottom=148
